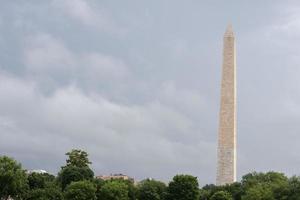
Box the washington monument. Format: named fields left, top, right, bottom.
left=216, top=25, right=236, bottom=185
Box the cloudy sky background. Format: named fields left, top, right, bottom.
left=1, top=0, right=300, bottom=184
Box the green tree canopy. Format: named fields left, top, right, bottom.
left=242, top=171, right=288, bottom=190
left=28, top=172, right=55, bottom=190
left=0, top=156, right=28, bottom=200
left=26, top=183, right=63, bottom=200
left=166, top=174, right=200, bottom=200
left=276, top=176, right=300, bottom=200
left=210, top=191, right=233, bottom=200
left=199, top=189, right=211, bottom=200
left=66, top=149, right=91, bottom=168
left=57, top=165, right=94, bottom=190
left=200, top=183, right=241, bottom=200
left=99, top=180, right=129, bottom=200
left=137, top=179, right=166, bottom=200
left=241, top=184, right=274, bottom=200
left=118, top=179, right=137, bottom=200
left=241, top=171, right=288, bottom=200
left=64, top=180, right=96, bottom=200
left=222, top=182, right=243, bottom=200
left=92, top=178, right=105, bottom=200
left=58, top=149, right=94, bottom=190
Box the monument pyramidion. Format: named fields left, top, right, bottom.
left=216, top=25, right=237, bottom=186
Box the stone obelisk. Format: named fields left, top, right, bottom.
left=216, top=25, right=236, bottom=185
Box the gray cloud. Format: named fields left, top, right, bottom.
left=0, top=73, right=214, bottom=182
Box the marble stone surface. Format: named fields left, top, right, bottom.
left=216, top=25, right=237, bottom=186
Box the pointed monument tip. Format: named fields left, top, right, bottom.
left=226, top=24, right=233, bottom=31
left=224, top=24, right=234, bottom=37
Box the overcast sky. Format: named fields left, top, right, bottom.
left=1, top=0, right=300, bottom=185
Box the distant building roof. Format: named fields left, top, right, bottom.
left=27, top=169, right=48, bottom=174
left=96, top=174, right=134, bottom=182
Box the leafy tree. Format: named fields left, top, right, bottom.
left=93, top=178, right=105, bottom=200
left=137, top=179, right=166, bottom=200
left=66, top=149, right=91, bottom=168
left=99, top=180, right=129, bottom=200
left=278, top=176, right=300, bottom=200
left=26, top=183, right=63, bottom=200
left=241, top=184, right=274, bottom=200
left=118, top=179, right=137, bottom=200
left=64, top=180, right=96, bottom=200
left=199, top=189, right=210, bottom=200
left=210, top=191, right=233, bottom=200
left=200, top=184, right=219, bottom=199
left=241, top=171, right=288, bottom=200
left=200, top=183, right=241, bottom=200
left=223, top=182, right=243, bottom=200
left=28, top=172, right=55, bottom=189
left=166, top=174, right=200, bottom=200
left=241, top=171, right=288, bottom=190
left=0, top=156, right=28, bottom=200
left=57, top=165, right=94, bottom=190
left=58, top=149, right=94, bottom=190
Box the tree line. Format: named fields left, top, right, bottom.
left=1, top=149, right=300, bottom=200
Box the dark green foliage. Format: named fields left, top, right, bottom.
left=199, top=188, right=211, bottom=200
left=0, top=156, right=28, bottom=200
left=241, top=171, right=288, bottom=190
left=200, top=183, right=242, bottom=200
left=137, top=179, right=167, bottom=200
left=223, top=183, right=243, bottom=200
left=66, top=149, right=92, bottom=167
left=26, top=183, right=63, bottom=200
left=240, top=171, right=288, bottom=200
left=66, top=149, right=92, bottom=168
left=64, top=180, right=96, bottom=200
left=57, top=149, right=94, bottom=190
left=57, top=165, right=94, bottom=190
left=166, top=174, right=200, bottom=200
left=93, top=178, right=105, bottom=200
left=275, top=176, right=300, bottom=200
left=98, top=180, right=129, bottom=200
left=28, top=172, right=55, bottom=189
left=120, top=179, right=137, bottom=200
left=210, top=191, right=233, bottom=200
left=200, top=184, right=222, bottom=200
left=241, top=184, right=274, bottom=200
left=199, top=172, right=290, bottom=200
